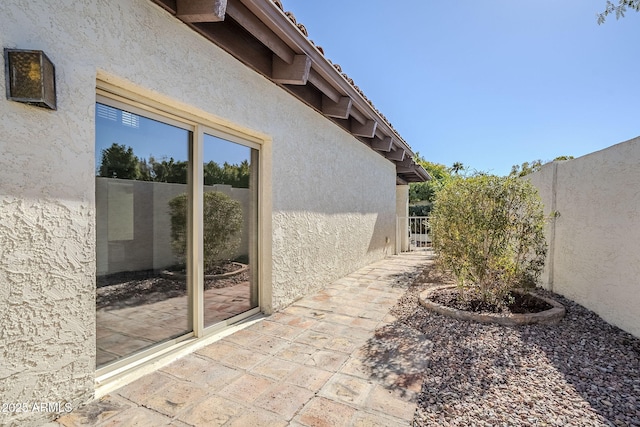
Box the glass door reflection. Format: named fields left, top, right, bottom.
left=202, top=134, right=259, bottom=327
left=95, top=103, right=192, bottom=367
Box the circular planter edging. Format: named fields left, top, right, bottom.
left=161, top=262, right=248, bottom=280
left=419, top=284, right=565, bottom=326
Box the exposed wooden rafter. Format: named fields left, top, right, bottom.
left=177, top=0, right=227, bottom=22
left=349, top=107, right=368, bottom=126
left=387, top=147, right=405, bottom=162
left=272, top=54, right=311, bottom=85
left=396, top=166, right=415, bottom=174
left=225, top=0, right=294, bottom=63
left=351, top=119, right=377, bottom=138
left=149, top=0, right=430, bottom=183
left=395, top=157, right=414, bottom=168
left=308, top=69, right=341, bottom=102
left=371, top=136, right=393, bottom=152
left=322, top=95, right=352, bottom=119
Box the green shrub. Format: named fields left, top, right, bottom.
left=409, top=203, right=433, bottom=217
left=169, top=191, right=243, bottom=269
left=430, top=175, right=547, bottom=304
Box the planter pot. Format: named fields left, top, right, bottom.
left=419, top=284, right=565, bottom=326
left=161, top=262, right=248, bottom=280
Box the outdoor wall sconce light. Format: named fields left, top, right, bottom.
left=4, top=48, right=56, bottom=110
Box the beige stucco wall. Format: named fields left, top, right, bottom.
left=528, top=137, right=640, bottom=338
left=0, top=0, right=398, bottom=424
left=396, top=185, right=410, bottom=253
left=270, top=121, right=396, bottom=310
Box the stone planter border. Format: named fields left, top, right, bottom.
left=419, top=284, right=565, bottom=326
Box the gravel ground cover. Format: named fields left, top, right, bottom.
left=389, top=263, right=640, bottom=427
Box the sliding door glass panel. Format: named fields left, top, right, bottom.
left=95, top=102, right=192, bottom=368
left=202, top=133, right=259, bottom=328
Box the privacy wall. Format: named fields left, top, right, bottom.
left=528, top=137, right=640, bottom=338
left=0, top=0, right=397, bottom=424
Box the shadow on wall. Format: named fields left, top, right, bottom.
left=385, top=259, right=640, bottom=425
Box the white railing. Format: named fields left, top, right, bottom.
left=396, top=216, right=431, bottom=253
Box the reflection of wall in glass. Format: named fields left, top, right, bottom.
left=95, top=102, right=192, bottom=368
left=106, top=181, right=134, bottom=241
left=202, top=133, right=259, bottom=327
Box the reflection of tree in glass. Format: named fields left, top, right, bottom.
left=148, top=156, right=188, bottom=184
left=98, top=143, right=140, bottom=179
left=204, top=160, right=250, bottom=188
left=169, top=192, right=243, bottom=270
left=98, top=143, right=249, bottom=187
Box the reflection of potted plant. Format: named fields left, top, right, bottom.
left=168, top=192, right=243, bottom=274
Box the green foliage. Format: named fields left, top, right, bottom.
left=169, top=192, right=243, bottom=269
left=509, top=156, right=574, bottom=178
left=149, top=157, right=188, bottom=184
left=97, top=144, right=249, bottom=187
left=598, top=0, right=640, bottom=23
left=99, top=143, right=140, bottom=179
left=509, top=159, right=543, bottom=178
left=204, top=160, right=250, bottom=188
left=450, top=162, right=465, bottom=175
left=552, top=155, right=574, bottom=161
left=409, top=155, right=454, bottom=204
left=409, top=203, right=433, bottom=217
left=430, top=175, right=547, bottom=305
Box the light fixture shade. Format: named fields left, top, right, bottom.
left=4, top=48, right=56, bottom=110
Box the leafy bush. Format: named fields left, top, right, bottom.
left=409, top=203, right=432, bottom=217
left=430, top=175, right=547, bottom=305
left=169, top=192, right=243, bottom=269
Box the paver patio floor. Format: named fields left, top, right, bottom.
left=97, top=282, right=253, bottom=366
left=56, top=252, right=432, bottom=427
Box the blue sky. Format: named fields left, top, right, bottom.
left=95, top=103, right=250, bottom=171
left=284, top=0, right=640, bottom=176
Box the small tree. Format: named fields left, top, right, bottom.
left=98, top=143, right=140, bottom=179
left=430, top=175, right=547, bottom=305
left=409, top=155, right=456, bottom=217
left=169, top=192, right=243, bottom=269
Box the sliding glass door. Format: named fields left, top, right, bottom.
left=95, top=96, right=260, bottom=371
left=202, top=134, right=259, bottom=328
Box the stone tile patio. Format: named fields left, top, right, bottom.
left=97, top=282, right=254, bottom=366
left=56, top=252, right=431, bottom=426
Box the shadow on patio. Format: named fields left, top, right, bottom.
left=57, top=252, right=432, bottom=426
left=390, top=260, right=640, bottom=426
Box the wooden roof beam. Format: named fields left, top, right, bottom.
left=308, top=69, right=341, bottom=101
left=350, top=107, right=368, bottom=125
left=235, top=0, right=425, bottom=179
left=273, top=54, right=311, bottom=85
left=397, top=166, right=415, bottom=174
left=177, top=0, right=227, bottom=22
left=395, top=157, right=413, bottom=168
left=351, top=119, right=377, bottom=138
left=322, top=95, right=352, bottom=119
left=226, top=1, right=295, bottom=63
left=387, top=147, right=406, bottom=162
left=371, top=136, right=393, bottom=152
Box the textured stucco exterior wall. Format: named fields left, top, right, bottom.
left=1, top=0, right=398, bottom=423
left=270, top=116, right=396, bottom=310
left=528, top=137, right=640, bottom=338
